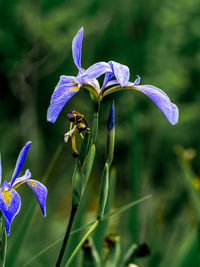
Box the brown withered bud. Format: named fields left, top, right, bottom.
left=103, top=234, right=118, bottom=248
left=135, top=243, right=151, bottom=257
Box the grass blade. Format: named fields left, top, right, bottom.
left=22, top=194, right=151, bottom=266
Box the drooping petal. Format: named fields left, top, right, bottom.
left=0, top=188, right=21, bottom=235
left=72, top=27, right=84, bottom=70
left=50, top=77, right=75, bottom=104
left=47, top=83, right=80, bottom=123
left=12, top=171, right=47, bottom=216
left=10, top=142, right=32, bottom=187
left=82, top=62, right=112, bottom=81
left=27, top=180, right=47, bottom=216
left=110, top=61, right=130, bottom=87
left=135, top=85, right=179, bottom=125
left=0, top=154, right=2, bottom=185
left=56, top=75, right=75, bottom=87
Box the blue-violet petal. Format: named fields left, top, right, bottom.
left=0, top=189, right=21, bottom=235
left=10, top=142, right=32, bottom=187
left=72, top=27, right=84, bottom=70
left=135, top=84, right=179, bottom=125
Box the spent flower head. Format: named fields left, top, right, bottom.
left=0, top=141, right=47, bottom=235
left=64, top=111, right=90, bottom=157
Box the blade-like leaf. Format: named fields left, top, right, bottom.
left=104, top=235, right=121, bottom=267
left=97, top=163, right=109, bottom=219
left=102, top=194, right=151, bottom=221
left=0, top=228, right=7, bottom=267
left=82, top=144, right=96, bottom=193
left=22, top=194, right=151, bottom=266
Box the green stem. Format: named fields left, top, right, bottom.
left=55, top=205, right=78, bottom=267
left=65, top=220, right=100, bottom=267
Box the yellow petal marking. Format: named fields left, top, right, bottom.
left=13, top=181, right=27, bottom=190
left=28, top=181, right=36, bottom=189
left=70, top=86, right=79, bottom=91
left=2, top=190, right=12, bottom=207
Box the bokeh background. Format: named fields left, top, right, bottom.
left=1, top=0, right=200, bottom=266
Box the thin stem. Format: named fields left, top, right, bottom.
left=55, top=205, right=78, bottom=267
left=65, top=220, right=100, bottom=267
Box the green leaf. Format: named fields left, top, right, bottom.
left=72, top=162, right=84, bottom=206
left=120, top=243, right=139, bottom=267
left=102, top=194, right=151, bottom=221
left=0, top=228, right=7, bottom=267
left=82, top=144, right=96, bottom=193
left=72, top=143, right=96, bottom=207
left=94, top=167, right=116, bottom=253
left=97, top=163, right=109, bottom=219
left=81, top=238, right=101, bottom=267
left=179, top=159, right=200, bottom=220
left=104, top=235, right=121, bottom=267
left=79, top=132, right=91, bottom=166
left=91, top=103, right=100, bottom=144
left=22, top=195, right=151, bottom=266
left=0, top=215, right=2, bottom=234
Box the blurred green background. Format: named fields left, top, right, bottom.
left=1, top=0, right=200, bottom=266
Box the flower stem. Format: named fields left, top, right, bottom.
left=65, top=220, right=100, bottom=267
left=55, top=205, right=78, bottom=267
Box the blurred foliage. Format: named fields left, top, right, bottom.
left=1, top=0, right=200, bottom=266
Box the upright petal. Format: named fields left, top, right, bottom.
left=102, top=72, right=114, bottom=88
left=72, top=27, right=84, bottom=70
left=82, top=62, right=112, bottom=81
left=0, top=188, right=21, bottom=235
left=0, top=154, right=2, bottom=185
left=110, top=61, right=130, bottom=87
left=133, top=75, right=141, bottom=86
left=47, top=83, right=80, bottom=123
left=10, top=142, right=32, bottom=187
left=135, top=85, right=179, bottom=125
left=27, top=180, right=47, bottom=216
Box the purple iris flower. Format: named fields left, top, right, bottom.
left=102, top=62, right=178, bottom=125
left=0, top=141, right=47, bottom=235
left=47, top=27, right=112, bottom=123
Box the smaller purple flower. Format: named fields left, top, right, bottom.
left=108, top=101, right=115, bottom=131
left=0, top=141, right=47, bottom=235
left=102, top=64, right=179, bottom=125
left=47, top=27, right=112, bottom=123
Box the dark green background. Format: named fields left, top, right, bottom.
left=1, top=0, right=200, bottom=266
